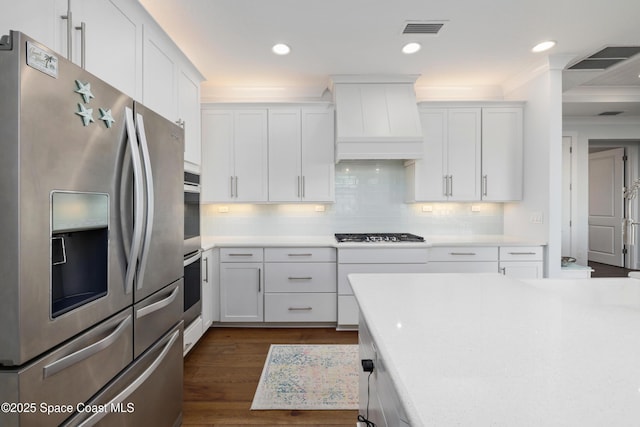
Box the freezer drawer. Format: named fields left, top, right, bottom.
left=0, top=310, right=133, bottom=427
left=133, top=279, right=183, bottom=358
left=62, top=322, right=183, bottom=427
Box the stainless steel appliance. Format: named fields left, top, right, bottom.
left=183, top=249, right=203, bottom=326
left=335, top=233, right=425, bottom=243
left=0, top=31, right=183, bottom=426
left=184, top=171, right=201, bottom=255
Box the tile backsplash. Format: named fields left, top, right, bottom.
left=201, top=160, right=503, bottom=236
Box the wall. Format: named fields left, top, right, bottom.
left=503, top=57, right=566, bottom=277
left=563, top=117, right=640, bottom=268
left=202, top=160, right=504, bottom=237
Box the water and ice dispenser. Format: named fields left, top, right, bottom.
left=51, top=192, right=109, bottom=318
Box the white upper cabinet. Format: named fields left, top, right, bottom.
left=268, top=106, right=335, bottom=202
left=406, top=108, right=481, bottom=201
left=142, top=24, right=177, bottom=121
left=406, top=102, right=523, bottom=202
left=179, top=67, right=202, bottom=171
left=201, top=109, right=268, bottom=203
left=481, top=107, right=523, bottom=201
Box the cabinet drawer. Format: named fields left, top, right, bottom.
left=265, top=262, right=336, bottom=293
left=265, top=293, right=337, bottom=322
left=338, top=263, right=430, bottom=295
left=499, top=246, right=543, bottom=261
left=429, top=246, right=498, bottom=262
left=265, top=247, right=336, bottom=262
left=220, top=248, right=264, bottom=262
left=425, top=261, right=498, bottom=273
left=338, top=248, right=428, bottom=263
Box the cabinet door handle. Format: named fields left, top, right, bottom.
left=302, top=176, right=306, bottom=198
left=230, top=176, right=234, bottom=198
left=288, top=277, right=313, bottom=280
left=288, top=253, right=312, bottom=257
left=508, top=252, right=537, bottom=255
left=234, top=176, right=238, bottom=198
left=228, top=253, right=254, bottom=257
left=288, top=307, right=312, bottom=311
left=449, top=252, right=476, bottom=256
left=74, top=22, right=86, bottom=68
left=449, top=175, right=453, bottom=197
left=500, top=267, right=506, bottom=275
left=258, top=268, right=261, bottom=293
left=204, top=257, right=209, bottom=283
left=482, top=174, right=488, bottom=197
left=297, top=176, right=301, bottom=198
left=60, top=6, right=73, bottom=60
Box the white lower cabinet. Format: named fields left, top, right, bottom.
left=183, top=315, right=203, bottom=356
left=218, top=247, right=337, bottom=325
left=201, top=248, right=219, bottom=329
left=337, top=248, right=429, bottom=329
left=220, top=248, right=264, bottom=322
left=425, top=246, right=499, bottom=273
left=499, top=247, right=544, bottom=279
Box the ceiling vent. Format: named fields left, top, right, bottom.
left=598, top=111, right=624, bottom=116
left=568, top=46, right=640, bottom=70
left=402, top=21, right=445, bottom=35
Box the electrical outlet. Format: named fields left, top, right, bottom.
left=471, top=205, right=481, bottom=212
left=422, top=205, right=433, bottom=212
left=530, top=212, right=544, bottom=224
left=218, top=206, right=229, bottom=213
left=315, top=205, right=325, bottom=212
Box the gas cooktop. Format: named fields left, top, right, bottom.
left=334, top=233, right=425, bottom=243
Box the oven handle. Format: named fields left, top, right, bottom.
left=184, top=183, right=201, bottom=193
left=136, top=286, right=180, bottom=319
left=124, top=107, right=144, bottom=295
left=43, top=314, right=132, bottom=379
left=184, top=250, right=202, bottom=267
left=136, top=112, right=155, bottom=291
left=76, top=328, right=180, bottom=427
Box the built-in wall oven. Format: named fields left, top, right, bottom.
left=183, top=172, right=202, bottom=326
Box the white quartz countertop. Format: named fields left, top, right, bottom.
left=349, top=273, right=640, bottom=426
left=201, top=235, right=545, bottom=250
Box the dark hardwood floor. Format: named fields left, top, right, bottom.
left=588, top=261, right=637, bottom=278
left=182, top=327, right=359, bottom=427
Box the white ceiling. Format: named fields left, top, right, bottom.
left=138, top=0, right=640, bottom=116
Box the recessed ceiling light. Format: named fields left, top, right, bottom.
left=272, top=43, right=291, bottom=55
left=402, top=42, right=421, bottom=54
left=532, top=40, right=556, bottom=53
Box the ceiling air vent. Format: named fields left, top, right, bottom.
left=568, top=46, right=640, bottom=70
left=402, top=21, right=445, bottom=35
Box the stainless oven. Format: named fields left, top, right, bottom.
left=183, top=250, right=202, bottom=326
left=184, top=171, right=201, bottom=255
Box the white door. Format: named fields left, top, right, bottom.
left=201, top=110, right=234, bottom=202
left=219, top=263, right=263, bottom=322
left=416, top=109, right=448, bottom=201
left=142, top=25, right=177, bottom=121
left=233, top=110, right=268, bottom=202
left=588, top=148, right=625, bottom=266
left=447, top=108, right=481, bottom=201
left=268, top=109, right=302, bottom=202
left=562, top=136, right=573, bottom=257
left=301, top=107, right=335, bottom=202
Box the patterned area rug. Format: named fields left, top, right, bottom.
left=251, top=344, right=359, bottom=410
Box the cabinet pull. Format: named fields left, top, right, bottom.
left=288, top=307, right=312, bottom=311
left=234, top=176, right=238, bottom=198
left=204, top=257, right=209, bottom=282
left=288, top=277, right=312, bottom=280
left=288, top=253, right=312, bottom=257
left=500, top=267, right=506, bottom=275
left=449, top=175, right=453, bottom=196
left=302, top=176, right=306, bottom=198
left=449, top=252, right=476, bottom=256
left=258, top=268, right=261, bottom=293
left=228, top=253, right=254, bottom=257
left=60, top=2, right=72, bottom=60
left=75, top=22, right=86, bottom=68
left=508, top=252, right=537, bottom=255
left=230, top=176, right=234, bottom=198
left=297, top=176, right=301, bottom=198
left=482, top=175, right=488, bottom=197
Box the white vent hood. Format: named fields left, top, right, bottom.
left=329, top=75, right=423, bottom=162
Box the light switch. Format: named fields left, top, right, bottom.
left=530, top=212, right=544, bottom=224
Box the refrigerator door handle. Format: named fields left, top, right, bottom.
left=135, top=113, right=155, bottom=291
left=75, top=328, right=180, bottom=427
left=135, top=286, right=180, bottom=319
left=124, top=107, right=145, bottom=295
left=42, top=315, right=132, bottom=379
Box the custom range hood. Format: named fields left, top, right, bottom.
left=329, top=75, right=423, bottom=162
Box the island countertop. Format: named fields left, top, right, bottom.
left=348, top=273, right=640, bottom=426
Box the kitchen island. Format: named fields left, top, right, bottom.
left=349, top=273, right=640, bottom=426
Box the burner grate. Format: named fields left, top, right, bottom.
left=335, top=233, right=424, bottom=243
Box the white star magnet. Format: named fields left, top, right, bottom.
left=74, top=80, right=95, bottom=103
left=76, top=103, right=94, bottom=126
left=99, top=108, right=115, bottom=128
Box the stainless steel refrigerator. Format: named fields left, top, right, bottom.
left=0, top=31, right=184, bottom=426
